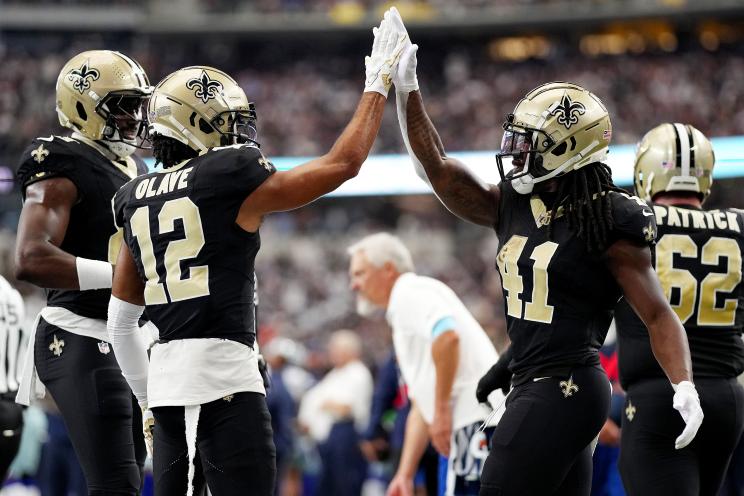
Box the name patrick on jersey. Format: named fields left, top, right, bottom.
left=134, top=167, right=193, bottom=199
left=654, top=205, right=741, bottom=232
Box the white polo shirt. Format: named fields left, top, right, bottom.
left=298, top=360, right=373, bottom=443
left=386, top=272, right=500, bottom=430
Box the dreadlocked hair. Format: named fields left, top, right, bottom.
left=546, top=162, right=626, bottom=253
left=152, top=135, right=198, bottom=169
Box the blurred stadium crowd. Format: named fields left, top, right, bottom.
left=2, top=34, right=744, bottom=164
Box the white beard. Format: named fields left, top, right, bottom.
left=355, top=296, right=379, bottom=317
left=511, top=173, right=535, bottom=195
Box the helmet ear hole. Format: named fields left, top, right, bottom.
left=76, top=101, right=88, bottom=121
left=198, top=118, right=214, bottom=135
left=551, top=142, right=567, bottom=156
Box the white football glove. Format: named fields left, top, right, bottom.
left=671, top=380, right=704, bottom=449
left=142, top=407, right=154, bottom=458
left=388, top=7, right=419, bottom=93
left=364, top=8, right=410, bottom=97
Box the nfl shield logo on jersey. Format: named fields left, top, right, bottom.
left=98, top=341, right=111, bottom=354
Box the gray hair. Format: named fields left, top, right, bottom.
left=347, top=232, right=415, bottom=273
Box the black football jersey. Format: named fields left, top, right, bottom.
left=17, top=136, right=146, bottom=320
left=616, top=204, right=744, bottom=387
left=495, top=181, right=657, bottom=385
left=112, top=145, right=275, bottom=347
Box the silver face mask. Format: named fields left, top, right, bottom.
left=106, top=129, right=138, bottom=158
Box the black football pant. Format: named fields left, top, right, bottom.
left=35, top=319, right=146, bottom=495
left=0, top=398, right=24, bottom=480
left=152, top=391, right=276, bottom=496
left=479, top=365, right=610, bottom=496
left=619, top=377, right=744, bottom=496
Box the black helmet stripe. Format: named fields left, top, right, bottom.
left=686, top=124, right=696, bottom=170
left=672, top=123, right=691, bottom=177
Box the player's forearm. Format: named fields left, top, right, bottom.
left=399, top=91, right=498, bottom=226
left=397, top=403, right=430, bottom=478
left=403, top=91, right=448, bottom=184
left=647, top=309, right=693, bottom=384
left=432, top=330, right=459, bottom=413
left=323, top=92, right=386, bottom=179
left=15, top=240, right=80, bottom=289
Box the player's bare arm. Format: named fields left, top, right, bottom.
left=15, top=177, right=79, bottom=288
left=238, top=9, right=408, bottom=232
left=404, top=92, right=500, bottom=227
left=237, top=92, right=386, bottom=231
left=111, top=242, right=145, bottom=306
left=604, top=238, right=693, bottom=385
left=389, top=9, right=499, bottom=227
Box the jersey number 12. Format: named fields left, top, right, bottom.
left=130, top=197, right=210, bottom=305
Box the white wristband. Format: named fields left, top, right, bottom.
left=76, top=257, right=113, bottom=290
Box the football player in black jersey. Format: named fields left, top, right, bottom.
left=106, top=11, right=408, bottom=495
left=388, top=11, right=703, bottom=496
left=615, top=123, right=744, bottom=496
left=13, top=50, right=152, bottom=495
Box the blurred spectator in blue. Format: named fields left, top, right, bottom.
left=592, top=332, right=626, bottom=496
left=36, top=398, right=88, bottom=496
left=298, top=330, right=372, bottom=496
left=264, top=338, right=300, bottom=496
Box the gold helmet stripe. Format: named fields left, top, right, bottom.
left=672, top=122, right=691, bottom=177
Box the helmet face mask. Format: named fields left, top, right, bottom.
left=211, top=104, right=259, bottom=148
left=494, top=82, right=612, bottom=195
left=99, top=90, right=150, bottom=145
left=495, top=115, right=555, bottom=183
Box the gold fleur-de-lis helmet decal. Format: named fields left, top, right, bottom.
left=186, top=70, right=224, bottom=104
left=548, top=94, right=586, bottom=130
left=67, top=61, right=101, bottom=94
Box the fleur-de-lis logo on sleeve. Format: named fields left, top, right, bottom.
left=186, top=70, right=223, bottom=104
left=549, top=94, right=586, bottom=129
left=31, top=144, right=49, bottom=164
left=67, top=62, right=100, bottom=94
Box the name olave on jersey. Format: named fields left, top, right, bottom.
left=134, top=167, right=193, bottom=199
left=653, top=205, right=741, bottom=232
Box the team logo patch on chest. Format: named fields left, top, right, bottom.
left=186, top=70, right=223, bottom=104
left=549, top=95, right=586, bottom=129
left=67, top=62, right=100, bottom=94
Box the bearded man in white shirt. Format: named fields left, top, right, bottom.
left=348, top=233, right=503, bottom=496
